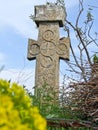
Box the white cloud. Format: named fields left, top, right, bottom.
left=0, top=68, right=35, bottom=94
left=0, top=0, right=56, bottom=38
left=0, top=0, right=79, bottom=38
left=0, top=0, right=38, bottom=38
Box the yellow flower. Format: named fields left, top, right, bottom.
left=0, top=108, right=7, bottom=125
left=0, top=95, right=13, bottom=111
left=0, top=126, right=9, bottom=130
left=31, top=107, right=47, bottom=130
left=0, top=80, right=47, bottom=130
left=33, top=114, right=47, bottom=130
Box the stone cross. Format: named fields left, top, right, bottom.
left=27, top=4, right=70, bottom=93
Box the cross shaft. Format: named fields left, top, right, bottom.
left=27, top=4, right=70, bottom=93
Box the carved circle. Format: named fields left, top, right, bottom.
left=40, top=55, right=54, bottom=68
left=43, top=30, right=54, bottom=41
left=57, top=43, right=67, bottom=55
left=40, top=42, right=55, bottom=56
left=29, top=44, right=40, bottom=55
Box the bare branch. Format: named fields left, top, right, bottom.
left=88, top=21, right=98, bottom=46
left=76, top=0, right=84, bottom=28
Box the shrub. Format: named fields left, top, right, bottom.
left=0, top=79, right=47, bottom=130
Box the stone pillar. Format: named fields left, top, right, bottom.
left=27, top=4, right=70, bottom=95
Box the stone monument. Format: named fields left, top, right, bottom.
left=27, top=4, right=70, bottom=94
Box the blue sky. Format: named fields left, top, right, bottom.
left=0, top=0, right=98, bottom=92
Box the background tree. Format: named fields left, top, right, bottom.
left=56, top=0, right=98, bottom=82
left=56, top=0, right=98, bottom=123
left=30, top=0, right=98, bottom=125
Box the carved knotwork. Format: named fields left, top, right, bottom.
left=27, top=5, right=70, bottom=91
left=57, top=37, right=70, bottom=60
left=27, top=39, right=40, bottom=60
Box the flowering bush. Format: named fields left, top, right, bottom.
left=0, top=79, right=47, bottom=130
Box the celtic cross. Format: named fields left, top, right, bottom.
left=27, top=4, right=70, bottom=93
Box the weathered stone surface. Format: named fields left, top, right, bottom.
left=27, top=4, right=70, bottom=93
left=34, top=4, right=66, bottom=27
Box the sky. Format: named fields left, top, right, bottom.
left=0, top=0, right=98, bottom=93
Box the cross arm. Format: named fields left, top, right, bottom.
left=57, top=37, right=70, bottom=60
left=27, top=39, right=40, bottom=60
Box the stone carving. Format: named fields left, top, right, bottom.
left=43, top=30, right=54, bottom=41
left=40, top=41, right=55, bottom=56
left=27, top=4, right=70, bottom=94
left=28, top=39, right=40, bottom=59
left=57, top=38, right=70, bottom=60
left=34, top=4, right=66, bottom=27
left=40, top=55, right=54, bottom=68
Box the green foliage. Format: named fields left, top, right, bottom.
left=33, top=84, right=61, bottom=118
left=31, top=84, right=97, bottom=129
left=87, top=11, right=93, bottom=22
left=34, top=84, right=82, bottom=119
left=32, top=84, right=84, bottom=129
left=0, top=79, right=47, bottom=130
left=93, top=54, right=98, bottom=63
